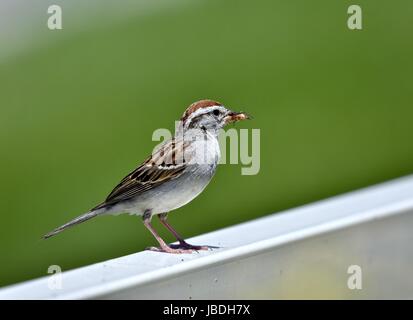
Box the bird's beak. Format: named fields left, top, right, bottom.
left=224, top=111, right=252, bottom=124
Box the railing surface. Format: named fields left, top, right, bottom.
left=1, top=175, right=413, bottom=299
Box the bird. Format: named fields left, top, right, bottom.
left=43, top=99, right=250, bottom=253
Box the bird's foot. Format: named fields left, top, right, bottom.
left=146, top=246, right=194, bottom=254
left=169, top=242, right=217, bottom=251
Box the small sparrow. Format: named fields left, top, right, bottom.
left=44, top=99, right=250, bottom=253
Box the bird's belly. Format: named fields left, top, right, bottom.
left=151, top=175, right=211, bottom=213
left=114, top=165, right=216, bottom=216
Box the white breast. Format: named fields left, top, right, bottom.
left=187, top=130, right=221, bottom=166
left=112, top=133, right=221, bottom=216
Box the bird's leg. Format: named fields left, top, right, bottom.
left=142, top=210, right=193, bottom=254
left=158, top=213, right=210, bottom=251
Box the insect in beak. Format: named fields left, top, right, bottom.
left=224, top=111, right=252, bottom=124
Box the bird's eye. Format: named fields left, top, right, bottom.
left=213, top=109, right=220, bottom=116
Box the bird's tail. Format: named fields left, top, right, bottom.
left=43, top=210, right=99, bottom=239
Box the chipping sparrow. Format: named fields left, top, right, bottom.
left=44, top=99, right=250, bottom=254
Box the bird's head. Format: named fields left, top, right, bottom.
left=180, top=99, right=251, bottom=134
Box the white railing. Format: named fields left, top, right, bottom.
left=1, top=175, right=413, bottom=299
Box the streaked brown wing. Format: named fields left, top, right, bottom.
left=93, top=139, right=188, bottom=210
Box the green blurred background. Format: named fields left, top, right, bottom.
left=0, top=0, right=412, bottom=287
